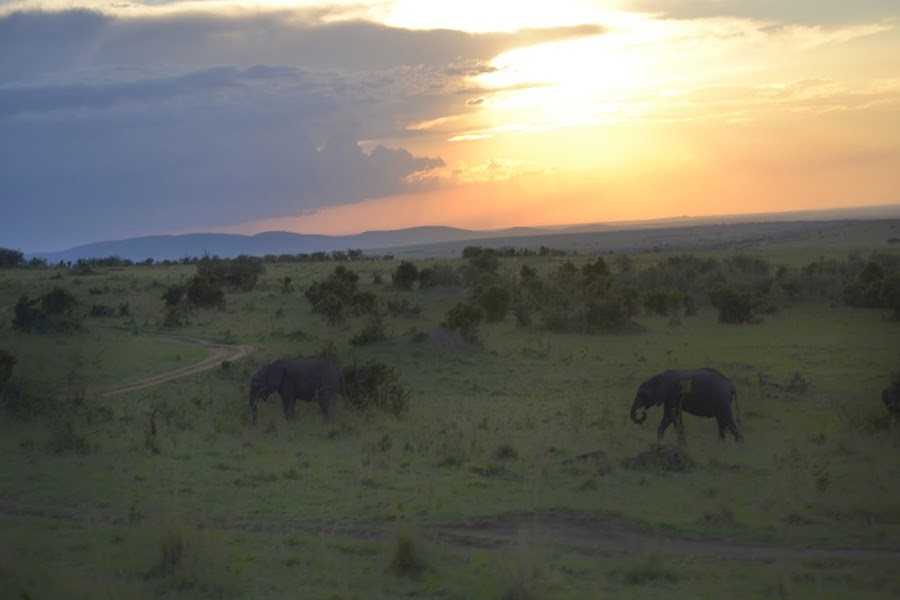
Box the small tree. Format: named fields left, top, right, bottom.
left=186, top=274, right=224, bottom=309
left=392, top=261, right=419, bottom=291
left=478, top=285, right=511, bottom=323
left=0, top=247, right=24, bottom=268
left=644, top=287, right=683, bottom=321
left=709, top=285, right=754, bottom=324
left=342, top=361, right=409, bottom=416
left=12, top=295, right=42, bottom=331
left=442, top=302, right=483, bottom=343
left=0, top=349, right=16, bottom=386
left=161, top=284, right=185, bottom=307
left=42, top=286, right=77, bottom=315
left=316, top=293, right=345, bottom=324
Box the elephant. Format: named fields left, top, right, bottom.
left=249, top=357, right=343, bottom=426
left=630, top=368, right=742, bottom=442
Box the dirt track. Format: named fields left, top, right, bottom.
left=3, top=499, right=898, bottom=561
left=99, top=334, right=254, bottom=397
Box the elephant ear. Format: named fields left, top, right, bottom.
left=265, top=362, right=286, bottom=392
left=649, top=375, right=668, bottom=406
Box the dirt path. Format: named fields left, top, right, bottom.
left=2, top=501, right=898, bottom=561
left=99, top=334, right=254, bottom=397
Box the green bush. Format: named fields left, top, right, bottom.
left=197, top=254, right=265, bottom=291
left=349, top=314, right=387, bottom=345
left=477, top=285, right=511, bottom=323
left=41, top=286, right=77, bottom=315
left=392, top=261, right=419, bottom=291
left=0, top=247, right=24, bottom=268
left=186, top=274, right=224, bottom=309
left=644, top=287, right=683, bottom=319
left=342, top=361, right=410, bottom=415
left=315, top=293, right=345, bottom=324
left=305, top=266, right=360, bottom=311
left=0, top=349, right=15, bottom=386
left=442, top=301, right=484, bottom=342
left=12, top=287, right=80, bottom=332
left=709, top=285, right=754, bottom=323
left=161, top=284, right=185, bottom=307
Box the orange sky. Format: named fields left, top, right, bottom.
left=226, top=0, right=900, bottom=235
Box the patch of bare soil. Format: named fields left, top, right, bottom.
left=429, top=511, right=900, bottom=559
left=99, top=334, right=254, bottom=397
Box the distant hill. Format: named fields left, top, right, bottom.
left=27, top=225, right=564, bottom=263
left=25, top=204, right=900, bottom=262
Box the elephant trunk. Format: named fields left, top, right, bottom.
left=630, top=399, right=647, bottom=424
left=249, top=395, right=258, bottom=426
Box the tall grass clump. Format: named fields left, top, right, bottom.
left=384, top=523, right=432, bottom=577
left=616, top=552, right=680, bottom=586
left=501, top=530, right=550, bottom=600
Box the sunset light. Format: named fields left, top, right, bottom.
left=1, top=0, right=898, bottom=252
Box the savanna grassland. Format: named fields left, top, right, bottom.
left=1, top=220, right=899, bottom=599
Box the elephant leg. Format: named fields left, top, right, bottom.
left=314, top=388, right=331, bottom=419
left=280, top=391, right=295, bottom=420
left=657, top=416, right=672, bottom=440
left=716, top=417, right=727, bottom=441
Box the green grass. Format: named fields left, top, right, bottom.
left=1, top=232, right=899, bottom=597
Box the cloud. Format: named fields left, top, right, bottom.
left=0, top=8, right=602, bottom=251
left=622, top=0, right=899, bottom=26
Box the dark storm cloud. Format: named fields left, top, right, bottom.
left=0, top=9, right=604, bottom=252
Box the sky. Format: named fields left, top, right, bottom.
left=1, top=1, right=899, bottom=252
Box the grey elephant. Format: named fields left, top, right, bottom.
left=249, top=357, right=343, bottom=426
left=630, top=368, right=743, bottom=442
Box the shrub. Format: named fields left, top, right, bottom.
left=843, top=260, right=885, bottom=308
left=12, top=288, right=80, bottom=332
left=187, top=274, right=225, bottom=309
left=349, top=314, right=387, bottom=345
left=305, top=266, right=360, bottom=312
left=90, top=304, right=116, bottom=317
left=644, top=287, right=682, bottom=317
left=442, top=302, right=483, bottom=343
left=342, top=361, right=410, bottom=416
left=42, top=286, right=77, bottom=315
left=478, top=285, right=511, bottom=323
left=0, top=247, right=24, bottom=268
left=315, top=293, right=345, bottom=324
left=392, top=261, right=419, bottom=291
left=161, top=284, right=185, bottom=307
left=197, top=254, right=265, bottom=291
left=12, top=295, right=41, bottom=330
left=418, top=262, right=459, bottom=288
left=0, top=349, right=16, bottom=386
left=709, top=285, right=754, bottom=323
left=351, top=291, right=379, bottom=315
left=386, top=296, right=421, bottom=317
